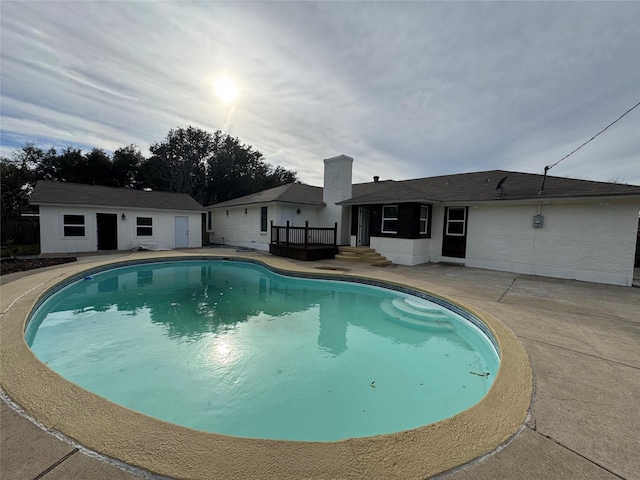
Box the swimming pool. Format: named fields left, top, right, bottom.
left=26, top=259, right=499, bottom=441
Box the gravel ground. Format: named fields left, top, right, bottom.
left=0, top=257, right=77, bottom=275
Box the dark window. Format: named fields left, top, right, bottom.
left=207, top=211, right=212, bottom=230
left=136, top=217, right=153, bottom=236
left=63, top=214, right=85, bottom=237
left=381, top=205, right=398, bottom=233
left=260, top=206, right=268, bottom=232
left=446, top=207, right=466, bottom=236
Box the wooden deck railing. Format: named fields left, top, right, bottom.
left=270, top=221, right=337, bottom=248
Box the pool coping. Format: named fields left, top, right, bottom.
left=0, top=251, right=533, bottom=480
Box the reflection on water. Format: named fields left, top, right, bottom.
left=30, top=262, right=473, bottom=352
left=26, top=260, right=499, bottom=441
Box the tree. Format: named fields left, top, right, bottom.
left=138, top=126, right=299, bottom=206
left=139, top=126, right=210, bottom=203
left=1, top=144, right=41, bottom=218
left=1, top=145, right=39, bottom=243
left=112, top=145, right=144, bottom=188
left=83, top=148, right=114, bottom=185
left=204, top=130, right=299, bottom=205
left=1, top=161, right=32, bottom=219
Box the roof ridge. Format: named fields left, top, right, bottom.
left=35, top=180, right=194, bottom=197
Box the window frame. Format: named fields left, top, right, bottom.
left=445, top=207, right=466, bottom=237
left=62, top=214, right=86, bottom=237
left=135, top=216, right=153, bottom=237
left=419, top=205, right=429, bottom=234
left=381, top=205, right=398, bottom=234
left=260, top=206, right=268, bottom=232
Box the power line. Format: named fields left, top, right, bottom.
left=539, top=100, right=640, bottom=193
left=545, top=100, right=640, bottom=171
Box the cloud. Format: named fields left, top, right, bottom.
left=1, top=1, right=638, bottom=185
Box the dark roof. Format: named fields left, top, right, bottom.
left=30, top=181, right=204, bottom=211
left=339, top=170, right=640, bottom=205
left=208, top=183, right=324, bottom=208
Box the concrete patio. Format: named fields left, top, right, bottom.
left=1, top=248, right=638, bottom=479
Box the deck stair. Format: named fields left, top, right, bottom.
left=380, top=297, right=456, bottom=332
left=335, top=246, right=392, bottom=267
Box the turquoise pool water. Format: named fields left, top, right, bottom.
left=26, top=260, right=499, bottom=442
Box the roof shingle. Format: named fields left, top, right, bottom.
left=207, top=183, right=324, bottom=208
left=30, top=181, right=204, bottom=211
left=340, top=170, right=640, bottom=205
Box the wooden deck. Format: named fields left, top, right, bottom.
left=269, top=243, right=338, bottom=261
left=269, top=221, right=338, bottom=261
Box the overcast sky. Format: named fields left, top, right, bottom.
left=1, top=1, right=638, bottom=186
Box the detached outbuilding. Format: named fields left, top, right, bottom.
left=30, top=181, right=204, bottom=254
left=206, top=155, right=640, bottom=286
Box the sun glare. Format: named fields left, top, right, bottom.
left=214, top=75, right=239, bottom=104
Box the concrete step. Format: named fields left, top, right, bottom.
left=335, top=246, right=393, bottom=266
left=361, top=253, right=385, bottom=260
left=371, top=260, right=393, bottom=267
left=339, top=246, right=376, bottom=254
left=337, top=251, right=359, bottom=257
left=334, top=254, right=363, bottom=262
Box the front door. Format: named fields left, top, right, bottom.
left=357, top=207, right=370, bottom=246
left=175, top=216, right=189, bottom=248
left=442, top=207, right=468, bottom=258
left=96, top=213, right=118, bottom=250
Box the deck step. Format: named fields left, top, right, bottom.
left=335, top=246, right=392, bottom=266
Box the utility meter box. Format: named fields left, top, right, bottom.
left=533, top=215, right=544, bottom=228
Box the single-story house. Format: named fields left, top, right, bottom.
left=30, top=181, right=204, bottom=254
left=206, top=155, right=640, bottom=286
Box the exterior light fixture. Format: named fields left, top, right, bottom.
left=121, top=213, right=126, bottom=221
left=296, top=209, right=301, bottom=214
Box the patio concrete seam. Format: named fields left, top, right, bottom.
left=518, top=336, right=640, bottom=370
left=496, top=278, right=517, bottom=303
left=1, top=394, right=172, bottom=480
left=499, top=300, right=639, bottom=324
left=527, top=427, right=626, bottom=479
left=0, top=272, right=67, bottom=314
left=32, top=448, right=79, bottom=480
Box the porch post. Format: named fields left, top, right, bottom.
left=270, top=220, right=274, bottom=244
left=304, top=221, right=309, bottom=248
left=334, top=222, right=338, bottom=246
left=286, top=220, right=290, bottom=246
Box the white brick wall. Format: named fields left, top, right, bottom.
left=446, top=201, right=638, bottom=286
left=371, top=237, right=431, bottom=266
left=39, top=205, right=202, bottom=254
left=370, top=201, right=639, bottom=286
left=208, top=204, right=325, bottom=251
left=207, top=206, right=270, bottom=251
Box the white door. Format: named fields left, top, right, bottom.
left=175, top=216, right=189, bottom=248
left=281, top=207, right=294, bottom=226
